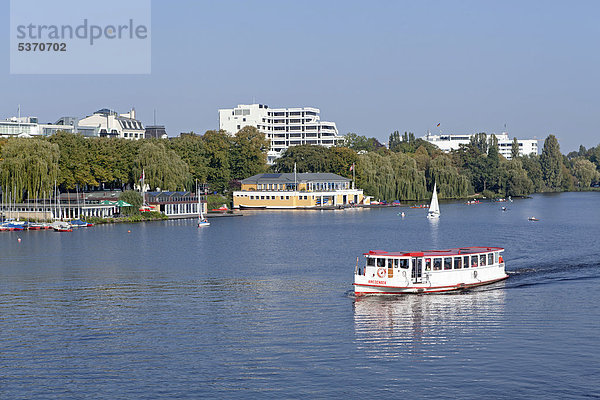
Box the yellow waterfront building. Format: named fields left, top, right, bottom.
left=233, top=172, right=369, bottom=209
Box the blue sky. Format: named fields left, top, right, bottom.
left=2, top=0, right=599, bottom=152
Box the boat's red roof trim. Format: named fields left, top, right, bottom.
left=363, top=246, right=503, bottom=257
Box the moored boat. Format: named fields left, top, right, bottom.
left=354, top=246, right=508, bottom=295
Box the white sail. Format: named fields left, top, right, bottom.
left=427, top=182, right=440, bottom=219
left=197, top=183, right=210, bottom=227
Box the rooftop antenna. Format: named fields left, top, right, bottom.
left=153, top=108, right=157, bottom=126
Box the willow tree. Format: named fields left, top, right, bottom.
left=427, top=154, right=472, bottom=198
left=357, top=152, right=427, bottom=201
left=0, top=138, right=59, bottom=201
left=134, top=142, right=190, bottom=191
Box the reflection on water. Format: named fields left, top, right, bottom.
left=427, top=217, right=440, bottom=248
left=353, top=288, right=506, bottom=360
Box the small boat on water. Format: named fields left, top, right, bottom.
left=465, top=199, right=481, bottom=205
left=354, top=246, right=508, bottom=295
left=528, top=216, right=539, bottom=221
left=410, top=204, right=428, bottom=209
left=426, top=182, right=440, bottom=219
left=197, top=185, right=210, bottom=227
left=53, top=222, right=72, bottom=232
left=70, top=219, right=94, bottom=227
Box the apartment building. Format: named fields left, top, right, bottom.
left=219, top=103, right=344, bottom=164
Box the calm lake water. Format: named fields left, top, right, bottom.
left=1, top=192, right=599, bottom=399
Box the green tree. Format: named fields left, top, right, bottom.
left=540, top=134, right=563, bottom=188
left=511, top=137, right=520, bottom=160
left=134, top=141, right=190, bottom=191
left=273, top=145, right=330, bottom=173
left=0, top=138, right=59, bottom=201
left=119, top=190, right=143, bottom=215
left=521, top=155, right=544, bottom=192
left=343, top=133, right=384, bottom=152
left=470, top=133, right=489, bottom=154
left=388, top=131, right=401, bottom=151
left=328, top=146, right=358, bottom=178
left=168, top=135, right=210, bottom=184
left=503, top=159, right=533, bottom=196
left=202, top=130, right=232, bottom=193
left=426, top=154, right=472, bottom=198
left=48, top=131, right=97, bottom=189
left=356, top=152, right=427, bottom=201
left=230, top=126, right=269, bottom=179
left=571, top=158, right=599, bottom=188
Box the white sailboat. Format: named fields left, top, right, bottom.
left=197, top=184, right=210, bottom=227
left=427, top=182, right=440, bottom=219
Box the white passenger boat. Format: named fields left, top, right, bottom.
left=354, top=246, right=508, bottom=295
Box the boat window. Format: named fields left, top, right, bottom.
left=367, top=257, right=375, bottom=266
left=488, top=253, right=494, bottom=265
left=494, top=252, right=499, bottom=264
left=471, top=255, right=479, bottom=268
left=480, top=254, right=487, bottom=266
left=463, top=255, right=469, bottom=268
left=454, top=257, right=462, bottom=269
left=394, top=259, right=399, bottom=268
left=377, top=258, right=386, bottom=268
left=444, top=257, right=452, bottom=270
left=399, top=259, right=409, bottom=269
left=433, top=258, right=442, bottom=271
left=425, top=258, right=431, bottom=271
left=387, top=259, right=394, bottom=268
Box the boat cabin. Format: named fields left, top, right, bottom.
left=357, top=247, right=504, bottom=284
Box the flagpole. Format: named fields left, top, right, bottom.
left=294, top=162, right=297, bottom=191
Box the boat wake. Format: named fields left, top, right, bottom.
left=502, top=261, right=600, bottom=290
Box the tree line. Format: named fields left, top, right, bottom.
left=0, top=127, right=599, bottom=202
left=0, top=126, right=268, bottom=201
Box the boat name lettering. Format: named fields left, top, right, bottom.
left=368, top=280, right=386, bottom=285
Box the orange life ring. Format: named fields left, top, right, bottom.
left=377, top=268, right=386, bottom=278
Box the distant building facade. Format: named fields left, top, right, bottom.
left=145, top=191, right=206, bottom=217
left=422, top=132, right=538, bottom=160
left=78, top=108, right=145, bottom=140
left=233, top=172, right=367, bottom=209
left=145, top=125, right=168, bottom=139
left=219, top=103, right=345, bottom=164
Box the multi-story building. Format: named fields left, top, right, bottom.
left=422, top=132, right=538, bottom=160
left=78, top=108, right=145, bottom=140
left=0, top=116, right=78, bottom=138
left=233, top=172, right=367, bottom=209
left=219, top=103, right=345, bottom=164
left=0, top=116, right=42, bottom=138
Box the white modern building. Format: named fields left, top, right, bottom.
left=219, top=103, right=344, bottom=164
left=0, top=116, right=77, bottom=138
left=422, top=132, right=538, bottom=160
left=78, top=108, right=145, bottom=140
